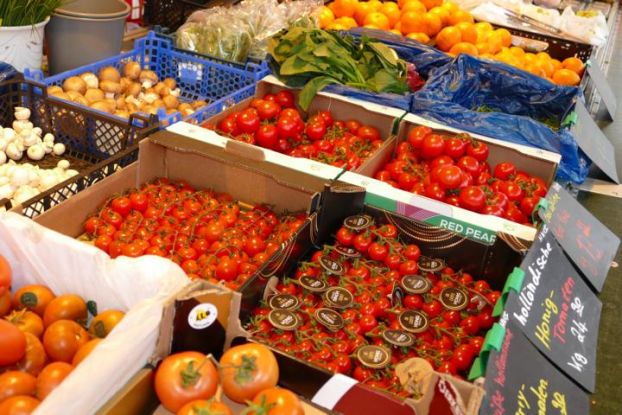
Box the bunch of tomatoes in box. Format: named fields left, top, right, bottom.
left=375, top=126, right=548, bottom=224
left=155, top=343, right=305, bottom=415
left=83, top=179, right=306, bottom=290
left=208, top=90, right=385, bottom=170
left=0, top=256, right=124, bottom=413
left=247, top=215, right=500, bottom=397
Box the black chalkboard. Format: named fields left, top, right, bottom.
left=505, top=226, right=601, bottom=391
left=481, top=319, right=590, bottom=415
left=539, top=182, right=620, bottom=292
left=571, top=100, right=619, bottom=183
left=586, top=62, right=617, bottom=120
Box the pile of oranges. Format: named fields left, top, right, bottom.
left=317, top=0, right=584, bottom=86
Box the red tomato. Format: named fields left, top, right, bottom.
left=237, top=109, right=260, bottom=134
left=216, top=258, right=238, bottom=281
left=257, top=100, right=281, bottom=120
left=520, top=196, right=540, bottom=217
left=434, top=165, right=463, bottom=189
left=444, top=137, right=467, bottom=159
left=493, top=162, right=517, bottom=180
left=275, top=90, right=295, bottom=108
left=0, top=396, right=40, bottom=414
left=305, top=120, right=327, bottom=141
left=36, top=361, right=73, bottom=399
left=0, top=319, right=26, bottom=365
left=345, top=120, right=361, bottom=133
left=253, top=124, right=278, bottom=149
left=356, top=125, right=381, bottom=141
left=500, top=181, right=525, bottom=202
left=458, top=186, right=486, bottom=212
left=317, top=110, right=334, bottom=126
left=129, top=193, right=148, bottom=212
left=424, top=182, right=446, bottom=201
left=0, top=254, right=11, bottom=295
left=420, top=134, right=445, bottom=159
left=154, top=351, right=219, bottom=413
left=220, top=344, right=278, bottom=403
left=456, top=156, right=481, bottom=178
left=407, top=126, right=432, bottom=149
left=218, top=115, right=239, bottom=136
left=466, top=140, right=489, bottom=161
left=111, top=197, right=131, bottom=217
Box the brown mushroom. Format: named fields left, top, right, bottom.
left=50, top=91, right=70, bottom=101
left=163, top=95, right=179, bottom=110
left=84, top=88, right=105, bottom=104
left=116, top=96, right=128, bottom=110
left=178, top=103, right=193, bottom=113
left=139, top=70, right=158, bottom=89
left=99, top=66, right=121, bottom=83
left=153, top=82, right=170, bottom=97
left=126, top=102, right=140, bottom=113
left=104, top=98, right=118, bottom=111
left=72, top=95, right=89, bottom=106
left=80, top=72, right=99, bottom=89
left=163, top=78, right=177, bottom=90
left=152, top=99, right=165, bottom=109
left=47, top=85, right=64, bottom=96
left=119, top=77, right=132, bottom=94
left=62, top=76, right=87, bottom=95
left=123, top=61, right=141, bottom=81
left=100, top=80, right=122, bottom=99
left=90, top=101, right=114, bottom=114
left=115, top=110, right=131, bottom=119
left=181, top=107, right=195, bottom=117
left=126, top=82, right=142, bottom=98
left=192, top=100, right=207, bottom=109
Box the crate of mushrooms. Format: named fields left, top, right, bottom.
left=26, top=32, right=264, bottom=128
left=0, top=79, right=155, bottom=218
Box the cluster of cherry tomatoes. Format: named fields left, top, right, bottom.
left=208, top=90, right=385, bottom=170
left=248, top=217, right=500, bottom=397
left=154, top=344, right=304, bottom=415
left=0, top=255, right=124, bottom=413
left=375, top=126, right=548, bottom=224
left=83, top=178, right=306, bottom=290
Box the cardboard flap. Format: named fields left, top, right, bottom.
left=225, top=139, right=266, bottom=162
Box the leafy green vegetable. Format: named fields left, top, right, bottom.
left=268, top=28, right=409, bottom=110
left=476, top=105, right=561, bottom=131
left=0, top=0, right=64, bottom=26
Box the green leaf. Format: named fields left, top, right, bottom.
left=368, top=42, right=401, bottom=67
left=299, top=76, right=339, bottom=111
left=368, top=69, right=409, bottom=93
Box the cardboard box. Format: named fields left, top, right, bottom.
left=148, top=187, right=528, bottom=415
left=339, top=112, right=561, bottom=244
left=168, top=75, right=406, bottom=178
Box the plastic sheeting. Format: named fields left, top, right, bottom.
left=412, top=54, right=590, bottom=183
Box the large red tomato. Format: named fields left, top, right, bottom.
left=12, top=285, right=55, bottom=317
left=0, top=319, right=26, bottom=365
left=154, top=351, right=219, bottom=413
left=9, top=333, right=47, bottom=376
left=36, top=362, right=73, bottom=400
left=42, top=294, right=87, bottom=327
left=0, top=371, right=37, bottom=402
left=248, top=387, right=304, bottom=415
left=42, top=320, right=89, bottom=363
left=220, top=343, right=279, bottom=403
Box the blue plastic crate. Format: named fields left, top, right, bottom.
left=25, top=31, right=268, bottom=129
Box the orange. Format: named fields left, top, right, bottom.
left=455, top=21, right=477, bottom=43
left=447, top=9, right=473, bottom=26
left=523, top=53, right=536, bottom=64
left=475, top=42, right=489, bottom=54
left=364, top=12, right=390, bottom=29
left=509, top=46, right=525, bottom=58
left=368, top=0, right=383, bottom=11
left=480, top=52, right=494, bottom=60
left=428, top=6, right=450, bottom=25
left=551, top=58, right=562, bottom=71
left=401, top=0, right=427, bottom=13
left=562, top=57, right=585, bottom=75
left=538, top=59, right=555, bottom=77
left=423, top=13, right=442, bottom=36
left=441, top=2, right=458, bottom=14
left=400, top=11, right=427, bottom=34
left=334, top=16, right=358, bottom=29
left=494, top=28, right=512, bottom=47
left=331, top=0, right=358, bottom=18
left=486, top=35, right=503, bottom=54
left=318, top=6, right=335, bottom=28
left=354, top=2, right=374, bottom=25
left=524, top=62, right=547, bottom=78
left=449, top=42, right=478, bottom=56
left=552, top=68, right=580, bottom=86
left=380, top=2, right=401, bottom=27
left=394, top=21, right=403, bottom=34
left=326, top=22, right=347, bottom=30
left=474, top=22, right=493, bottom=32
left=407, top=32, right=431, bottom=43
left=390, top=28, right=403, bottom=36
left=421, top=0, right=443, bottom=11
left=535, top=51, right=550, bottom=60
left=435, top=26, right=462, bottom=51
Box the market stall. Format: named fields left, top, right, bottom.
left=0, top=0, right=620, bottom=414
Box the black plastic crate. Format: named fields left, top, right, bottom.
left=144, top=0, right=213, bottom=32
left=0, top=79, right=157, bottom=218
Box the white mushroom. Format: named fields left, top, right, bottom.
left=27, top=145, right=45, bottom=161
left=10, top=168, right=29, bottom=186
left=0, top=139, right=7, bottom=152
left=3, top=128, right=15, bottom=142
left=22, top=133, right=38, bottom=148
left=0, top=151, right=5, bottom=165
left=0, top=183, right=13, bottom=200
left=32, top=127, right=42, bottom=137
left=12, top=121, right=33, bottom=134
left=52, top=143, right=66, bottom=156
left=57, top=160, right=70, bottom=170
left=43, top=143, right=53, bottom=154
left=43, top=133, right=55, bottom=144
left=14, top=107, right=31, bottom=121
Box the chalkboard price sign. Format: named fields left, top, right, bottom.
left=505, top=226, right=602, bottom=392
left=539, top=182, right=620, bottom=292
left=481, top=320, right=589, bottom=415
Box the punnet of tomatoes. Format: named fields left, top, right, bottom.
left=245, top=215, right=501, bottom=399
left=204, top=89, right=386, bottom=170
left=154, top=343, right=305, bottom=415
left=81, top=178, right=306, bottom=290
left=0, top=254, right=125, bottom=413
left=374, top=126, right=548, bottom=224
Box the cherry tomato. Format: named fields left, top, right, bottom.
left=356, top=125, right=381, bottom=141
left=305, top=120, right=327, bottom=141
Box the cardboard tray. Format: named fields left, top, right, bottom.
left=176, top=75, right=406, bottom=178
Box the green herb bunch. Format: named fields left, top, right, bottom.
left=0, top=0, right=64, bottom=27
left=268, top=27, right=409, bottom=110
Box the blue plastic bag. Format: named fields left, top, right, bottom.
left=411, top=55, right=590, bottom=183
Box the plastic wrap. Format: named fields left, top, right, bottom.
left=560, top=7, right=609, bottom=47
left=176, top=0, right=321, bottom=63
left=0, top=212, right=189, bottom=415
left=412, top=54, right=589, bottom=183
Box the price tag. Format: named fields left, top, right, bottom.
left=504, top=227, right=601, bottom=391
left=539, top=182, right=621, bottom=291
left=268, top=294, right=300, bottom=311
left=481, top=320, right=589, bottom=415
left=571, top=100, right=619, bottom=183
left=586, top=62, right=617, bottom=120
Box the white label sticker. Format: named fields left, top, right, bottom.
left=187, top=303, right=218, bottom=330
